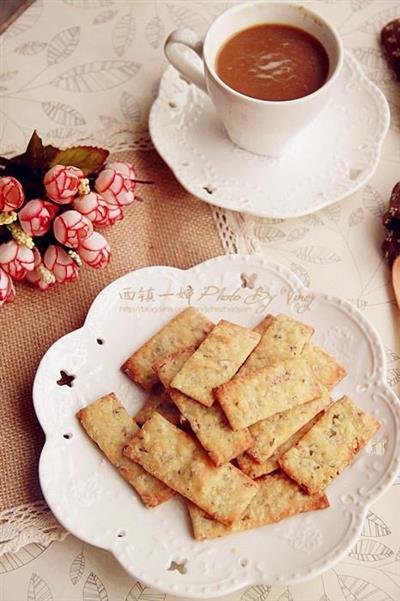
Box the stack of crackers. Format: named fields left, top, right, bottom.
left=77, top=308, right=380, bottom=540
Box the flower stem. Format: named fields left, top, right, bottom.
left=133, top=179, right=154, bottom=185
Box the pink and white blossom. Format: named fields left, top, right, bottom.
left=0, top=267, right=15, bottom=305
left=0, top=240, right=34, bottom=281
left=19, top=198, right=52, bottom=237
left=105, top=203, right=123, bottom=226
left=78, top=232, right=110, bottom=269
left=43, top=164, right=83, bottom=204
left=73, top=192, right=110, bottom=227
left=53, top=210, right=93, bottom=248
left=44, top=245, right=79, bottom=283
left=106, top=161, right=137, bottom=188
left=0, top=176, right=25, bottom=211
left=95, top=167, right=135, bottom=207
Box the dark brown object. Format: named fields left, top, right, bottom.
left=382, top=182, right=400, bottom=267
left=0, top=0, right=35, bottom=35
left=0, top=149, right=224, bottom=513
left=216, top=24, right=329, bottom=101
left=381, top=19, right=400, bottom=81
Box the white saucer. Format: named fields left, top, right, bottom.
left=149, top=51, right=390, bottom=219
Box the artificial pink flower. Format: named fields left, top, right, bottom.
left=95, top=167, right=135, bottom=207
left=19, top=199, right=52, bottom=237
left=53, top=210, right=93, bottom=248
left=0, top=240, right=34, bottom=281
left=0, top=176, right=25, bottom=211
left=43, top=164, right=83, bottom=204
left=78, top=232, right=110, bottom=269
left=44, top=245, right=79, bottom=283
left=25, top=269, right=52, bottom=290
left=73, top=192, right=110, bottom=227
left=25, top=248, right=54, bottom=290
left=0, top=267, right=15, bottom=305
left=106, top=161, right=137, bottom=189
left=43, top=200, right=59, bottom=220
left=105, top=203, right=123, bottom=226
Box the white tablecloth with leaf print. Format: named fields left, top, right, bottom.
left=1, top=1, right=400, bottom=600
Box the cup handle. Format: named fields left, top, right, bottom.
left=164, top=28, right=207, bottom=94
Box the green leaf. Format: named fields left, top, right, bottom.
left=49, top=145, right=109, bottom=175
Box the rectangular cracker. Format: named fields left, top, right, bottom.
left=76, top=393, right=174, bottom=507
left=171, top=320, right=261, bottom=406
left=156, top=349, right=253, bottom=466
left=123, top=412, right=258, bottom=524
left=237, top=412, right=325, bottom=478
left=247, top=389, right=331, bottom=463
left=279, top=396, right=380, bottom=494
left=303, top=343, right=347, bottom=389
left=187, top=472, right=329, bottom=540
left=215, top=356, right=322, bottom=430
left=121, top=307, right=214, bottom=390
left=134, top=386, right=180, bottom=426
left=253, top=314, right=275, bottom=335
left=239, top=314, right=314, bottom=377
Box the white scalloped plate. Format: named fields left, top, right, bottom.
left=149, top=51, right=390, bottom=219
left=34, top=255, right=400, bottom=599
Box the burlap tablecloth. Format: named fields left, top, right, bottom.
left=0, top=149, right=224, bottom=516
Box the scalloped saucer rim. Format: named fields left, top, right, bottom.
left=149, top=50, right=390, bottom=219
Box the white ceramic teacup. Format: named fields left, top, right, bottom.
left=164, top=2, right=343, bottom=157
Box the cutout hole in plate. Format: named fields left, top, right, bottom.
left=203, top=185, right=215, bottom=195
left=96, top=338, right=104, bottom=345
left=117, top=529, right=126, bottom=538
left=63, top=433, right=73, bottom=440
left=57, top=370, right=75, bottom=387
left=240, top=273, right=257, bottom=289
left=168, top=100, right=177, bottom=108
left=168, top=560, right=187, bottom=574
left=240, top=557, right=248, bottom=567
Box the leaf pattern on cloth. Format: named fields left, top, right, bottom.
left=351, top=0, right=374, bottom=10
left=353, top=48, right=385, bottom=70
left=362, top=511, right=391, bottom=537
left=27, top=573, right=53, bottom=601
left=125, top=581, right=166, bottom=600
left=349, top=539, right=394, bottom=561
left=363, top=186, right=386, bottom=218
left=14, top=42, right=47, bottom=56
left=358, top=7, right=400, bottom=33
left=145, top=16, right=166, bottom=50
left=292, top=246, right=342, bottom=264
left=83, top=572, right=108, bottom=601
left=387, top=368, right=400, bottom=388
left=69, top=551, right=85, bottom=585
left=93, top=10, right=118, bottom=24
left=47, top=27, right=80, bottom=65
left=112, top=12, right=136, bottom=57
left=62, top=0, right=114, bottom=8
left=337, top=574, right=395, bottom=600
left=167, top=4, right=208, bottom=32
left=41, top=101, right=86, bottom=126
left=51, top=61, right=141, bottom=92
left=120, top=92, right=141, bottom=124
left=240, top=586, right=271, bottom=601
left=253, top=225, right=286, bottom=243
left=0, top=544, right=47, bottom=574
left=385, top=346, right=400, bottom=363
left=349, top=207, right=364, bottom=227
left=287, top=227, right=309, bottom=242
